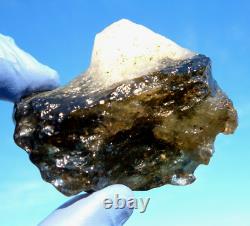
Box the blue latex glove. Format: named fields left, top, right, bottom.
left=0, top=34, right=134, bottom=226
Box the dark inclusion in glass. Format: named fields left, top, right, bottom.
left=14, top=55, right=238, bottom=196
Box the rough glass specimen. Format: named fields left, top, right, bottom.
left=14, top=19, right=238, bottom=196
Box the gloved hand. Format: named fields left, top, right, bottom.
left=39, top=185, right=134, bottom=226
left=0, top=33, right=134, bottom=226
left=0, top=33, right=59, bottom=102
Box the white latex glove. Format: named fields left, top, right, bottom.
left=0, top=34, right=134, bottom=226
left=39, top=185, right=134, bottom=226
left=0, top=33, right=59, bottom=102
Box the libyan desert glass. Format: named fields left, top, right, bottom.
left=14, top=19, right=237, bottom=196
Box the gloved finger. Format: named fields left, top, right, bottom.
left=39, top=184, right=134, bottom=226
left=0, top=33, right=59, bottom=103
left=0, top=58, right=25, bottom=102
